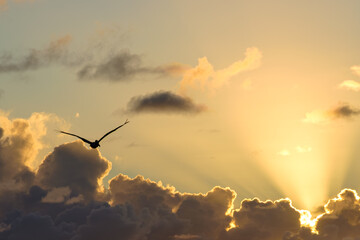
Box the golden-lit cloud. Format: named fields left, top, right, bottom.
left=339, top=80, right=360, bottom=92
left=0, top=111, right=64, bottom=168
left=303, top=103, right=360, bottom=124
left=178, top=47, right=262, bottom=94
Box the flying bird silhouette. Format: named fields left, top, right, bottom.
left=58, top=119, right=129, bottom=149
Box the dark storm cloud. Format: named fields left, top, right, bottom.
left=77, top=52, right=188, bottom=81
left=0, top=35, right=72, bottom=73
left=124, top=91, right=207, bottom=115
left=36, top=141, right=111, bottom=201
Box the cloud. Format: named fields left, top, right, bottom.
left=303, top=103, right=360, bottom=124
left=0, top=111, right=59, bottom=185
left=6, top=111, right=360, bottom=239
left=223, top=198, right=302, bottom=240
left=339, top=80, right=360, bottom=92
left=109, top=174, right=182, bottom=211
left=178, top=47, right=262, bottom=94
left=0, top=35, right=72, bottom=73
left=123, top=91, right=207, bottom=115
left=36, top=141, right=111, bottom=201
left=77, top=51, right=188, bottom=82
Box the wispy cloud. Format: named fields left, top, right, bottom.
left=0, top=35, right=72, bottom=73
left=303, top=103, right=360, bottom=124
left=339, top=80, right=360, bottom=92
left=123, top=91, right=206, bottom=115
left=351, top=65, right=360, bottom=77
left=77, top=52, right=188, bottom=82
left=178, top=47, right=262, bottom=94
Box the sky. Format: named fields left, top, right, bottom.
left=1, top=0, right=360, bottom=239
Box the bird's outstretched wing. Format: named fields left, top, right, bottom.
left=98, top=119, right=129, bottom=142
left=58, top=131, right=92, bottom=144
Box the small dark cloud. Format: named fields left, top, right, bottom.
left=331, top=103, right=360, bottom=119
left=304, top=103, right=360, bottom=123
left=124, top=91, right=207, bottom=115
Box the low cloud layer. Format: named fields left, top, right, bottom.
left=2, top=111, right=360, bottom=239
left=303, top=103, right=360, bottom=124
left=123, top=91, right=207, bottom=115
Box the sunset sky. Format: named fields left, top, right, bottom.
left=1, top=1, right=360, bottom=239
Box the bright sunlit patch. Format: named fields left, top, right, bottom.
left=278, top=149, right=290, bottom=156
left=299, top=210, right=318, bottom=234
left=226, top=220, right=237, bottom=231
left=296, top=146, right=312, bottom=153
left=75, top=112, right=80, bottom=118
left=302, top=110, right=329, bottom=124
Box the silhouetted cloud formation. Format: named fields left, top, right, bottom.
left=77, top=52, right=187, bottom=81
left=124, top=91, right=206, bottom=115
left=304, top=103, right=360, bottom=124
left=36, top=141, right=111, bottom=201
left=3, top=111, right=360, bottom=239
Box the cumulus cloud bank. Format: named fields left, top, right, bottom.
left=303, top=103, right=360, bottom=124
left=2, top=111, right=360, bottom=239
left=123, top=91, right=206, bottom=115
